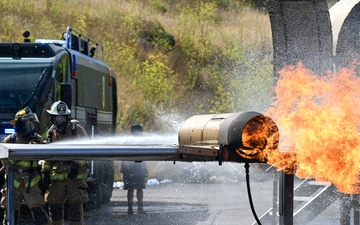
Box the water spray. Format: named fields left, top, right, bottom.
left=0, top=111, right=279, bottom=224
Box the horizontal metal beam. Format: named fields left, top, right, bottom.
left=0, top=143, right=182, bottom=161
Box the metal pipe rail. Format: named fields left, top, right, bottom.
left=0, top=143, right=181, bottom=161
left=0, top=143, right=182, bottom=225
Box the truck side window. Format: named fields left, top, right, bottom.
left=55, top=54, right=68, bottom=100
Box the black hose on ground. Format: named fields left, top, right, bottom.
left=245, top=163, right=262, bottom=225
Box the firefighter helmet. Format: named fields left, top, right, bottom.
left=10, top=107, right=39, bottom=136
left=47, top=101, right=71, bottom=115
left=10, top=107, right=39, bottom=126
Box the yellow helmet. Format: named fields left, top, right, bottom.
left=10, top=107, right=39, bottom=126
left=10, top=107, right=39, bottom=136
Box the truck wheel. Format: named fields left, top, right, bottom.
left=93, top=161, right=105, bottom=206
left=102, top=161, right=114, bottom=203
left=87, top=161, right=114, bottom=207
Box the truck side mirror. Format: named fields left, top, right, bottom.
left=61, top=83, right=72, bottom=108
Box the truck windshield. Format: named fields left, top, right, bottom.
left=0, top=59, right=53, bottom=112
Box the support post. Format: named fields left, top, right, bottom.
left=271, top=170, right=279, bottom=225
left=354, top=194, right=359, bottom=225
left=6, top=162, right=14, bottom=225
left=279, top=171, right=294, bottom=225
left=340, top=194, right=351, bottom=225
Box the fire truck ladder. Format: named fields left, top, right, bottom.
left=252, top=171, right=340, bottom=225
left=63, top=26, right=104, bottom=61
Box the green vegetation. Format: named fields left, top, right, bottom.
left=0, top=0, right=274, bottom=133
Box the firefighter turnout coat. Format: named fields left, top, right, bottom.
left=42, top=120, right=89, bottom=203
left=1, top=133, right=47, bottom=212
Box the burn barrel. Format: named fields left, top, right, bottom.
left=178, top=112, right=279, bottom=163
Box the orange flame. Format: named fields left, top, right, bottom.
left=265, top=63, right=360, bottom=194
left=237, top=115, right=279, bottom=163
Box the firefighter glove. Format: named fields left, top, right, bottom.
left=67, top=162, right=80, bottom=179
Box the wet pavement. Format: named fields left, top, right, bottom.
left=84, top=181, right=274, bottom=225
left=16, top=164, right=353, bottom=225
left=83, top=163, right=277, bottom=225
left=83, top=174, right=353, bottom=225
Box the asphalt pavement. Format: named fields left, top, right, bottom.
left=83, top=169, right=353, bottom=225
left=15, top=162, right=353, bottom=225
left=85, top=180, right=274, bottom=225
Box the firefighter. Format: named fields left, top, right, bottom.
left=1, top=107, right=50, bottom=225
left=41, top=101, right=89, bottom=225
left=120, top=124, right=148, bottom=215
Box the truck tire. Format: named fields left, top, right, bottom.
left=94, top=161, right=114, bottom=204
left=85, top=161, right=114, bottom=208
left=102, top=161, right=114, bottom=203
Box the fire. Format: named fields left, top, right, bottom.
left=264, top=63, right=360, bottom=194
left=236, top=115, right=280, bottom=163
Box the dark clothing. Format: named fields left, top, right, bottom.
left=121, top=162, right=148, bottom=190
left=121, top=161, right=148, bottom=214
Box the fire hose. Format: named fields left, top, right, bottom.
left=245, top=163, right=262, bottom=225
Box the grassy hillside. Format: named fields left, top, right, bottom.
left=0, top=0, right=274, bottom=133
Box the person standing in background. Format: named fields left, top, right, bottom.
left=120, top=124, right=148, bottom=215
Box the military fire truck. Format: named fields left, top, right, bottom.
left=0, top=27, right=117, bottom=208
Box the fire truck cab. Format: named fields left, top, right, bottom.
left=0, top=27, right=117, bottom=208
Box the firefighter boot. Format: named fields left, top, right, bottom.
left=68, top=202, right=83, bottom=225
left=14, top=210, right=19, bottom=225
left=31, top=207, right=49, bottom=225
left=49, top=204, right=63, bottom=225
